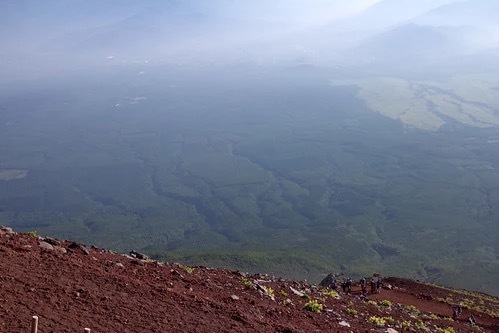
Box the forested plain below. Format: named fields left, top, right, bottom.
left=1, top=64, right=498, bottom=295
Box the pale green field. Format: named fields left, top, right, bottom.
left=331, top=75, right=499, bottom=130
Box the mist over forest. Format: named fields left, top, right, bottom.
left=1, top=0, right=499, bottom=295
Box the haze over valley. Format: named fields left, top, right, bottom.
left=1, top=0, right=499, bottom=295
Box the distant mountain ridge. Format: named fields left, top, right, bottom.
left=412, top=0, right=499, bottom=27
left=331, top=0, right=499, bottom=68
left=2, top=0, right=498, bottom=70
left=327, top=0, right=459, bottom=32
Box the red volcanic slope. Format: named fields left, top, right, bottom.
left=1, top=227, right=498, bottom=333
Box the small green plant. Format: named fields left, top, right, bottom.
left=346, top=308, right=357, bottom=315
left=279, top=290, right=288, bottom=297
left=27, top=230, right=38, bottom=237
left=178, top=264, right=193, bottom=274
left=241, top=277, right=253, bottom=289
left=415, top=320, right=427, bottom=331
left=422, top=313, right=438, bottom=320
left=384, top=316, right=395, bottom=325
left=405, top=304, right=420, bottom=314
left=369, top=316, right=386, bottom=327
left=367, top=300, right=379, bottom=308
left=322, top=290, right=339, bottom=298
left=261, top=285, right=275, bottom=299
left=459, top=298, right=474, bottom=309
left=304, top=299, right=323, bottom=313
left=379, top=299, right=392, bottom=307
left=399, top=320, right=412, bottom=329
left=436, top=327, right=455, bottom=333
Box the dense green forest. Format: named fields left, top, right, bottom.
left=1, top=66, right=498, bottom=295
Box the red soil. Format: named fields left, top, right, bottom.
left=1, top=227, right=498, bottom=333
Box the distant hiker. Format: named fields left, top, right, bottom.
left=360, top=278, right=367, bottom=294
left=452, top=306, right=459, bottom=320
left=370, top=279, right=376, bottom=294
left=340, top=278, right=352, bottom=293
left=341, top=280, right=347, bottom=293
left=346, top=277, right=352, bottom=293
left=361, top=284, right=367, bottom=294
left=371, top=273, right=381, bottom=293
left=331, top=280, right=337, bottom=291
left=468, top=314, right=476, bottom=325
left=376, top=277, right=382, bottom=293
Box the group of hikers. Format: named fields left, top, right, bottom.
left=363, top=274, right=383, bottom=294
left=325, top=273, right=383, bottom=295
left=452, top=305, right=476, bottom=325
left=322, top=273, right=479, bottom=327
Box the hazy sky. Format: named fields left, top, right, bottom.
left=203, top=0, right=465, bottom=25
left=2, top=0, right=496, bottom=81
left=206, top=0, right=383, bottom=24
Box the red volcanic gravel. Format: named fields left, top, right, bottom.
left=1, top=227, right=498, bottom=333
